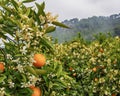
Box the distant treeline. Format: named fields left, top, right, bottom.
left=49, top=13, right=120, bottom=43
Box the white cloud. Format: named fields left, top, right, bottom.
left=36, top=0, right=120, bottom=21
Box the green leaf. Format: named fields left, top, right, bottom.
left=4, top=93, right=11, bottom=96
left=52, top=21, right=70, bottom=28
left=0, top=0, right=8, bottom=5
left=56, top=80, right=67, bottom=88
left=21, top=74, right=27, bottom=82
left=22, top=0, right=36, bottom=3
left=1, top=26, right=16, bottom=37
left=25, top=8, right=31, bottom=16
left=57, top=64, right=63, bottom=77
left=40, top=2, right=45, bottom=10
left=43, top=76, right=49, bottom=87
left=0, top=75, right=6, bottom=83
left=0, top=5, right=12, bottom=13
left=15, top=54, right=25, bottom=57
left=40, top=37, right=54, bottom=53
left=25, top=66, right=38, bottom=77
left=11, top=0, right=19, bottom=11
left=0, top=17, right=4, bottom=24
left=35, top=2, right=45, bottom=16
left=53, top=62, right=58, bottom=71
left=0, top=32, right=7, bottom=39
left=35, top=69, right=47, bottom=75
left=45, top=26, right=56, bottom=33
left=49, top=80, right=66, bottom=90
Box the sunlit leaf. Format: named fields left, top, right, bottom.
left=0, top=75, right=6, bottom=83
left=0, top=32, right=7, bottom=39
left=40, top=37, right=54, bottom=53
left=45, top=26, right=56, bottom=33
left=22, top=0, right=36, bottom=3
left=35, top=2, right=45, bottom=16
left=11, top=0, right=19, bottom=11
left=57, top=64, right=62, bottom=77
left=0, top=5, right=12, bottom=13
left=25, top=8, right=31, bottom=16
left=21, top=74, right=27, bottom=82
left=52, top=21, right=70, bottom=28
left=35, top=69, right=47, bottom=75
left=25, top=66, right=38, bottom=77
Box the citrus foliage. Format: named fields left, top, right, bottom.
left=0, top=0, right=73, bottom=96
left=0, top=0, right=120, bottom=96
left=55, top=36, right=120, bottom=95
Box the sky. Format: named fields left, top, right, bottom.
left=35, top=0, right=120, bottom=21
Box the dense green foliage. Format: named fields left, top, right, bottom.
left=0, top=0, right=72, bottom=96
left=54, top=36, right=120, bottom=96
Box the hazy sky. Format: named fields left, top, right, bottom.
left=34, top=0, right=120, bottom=21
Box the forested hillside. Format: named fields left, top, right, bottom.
left=49, top=13, right=120, bottom=43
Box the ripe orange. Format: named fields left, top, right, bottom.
left=99, top=48, right=104, bottom=53
left=112, top=94, right=116, bottom=96
left=0, top=62, right=5, bottom=72
left=30, top=86, right=41, bottom=96
left=92, top=67, right=97, bottom=72
left=69, top=67, right=73, bottom=71
left=33, top=54, right=46, bottom=67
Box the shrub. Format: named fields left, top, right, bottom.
left=0, top=0, right=72, bottom=95
left=55, top=36, right=120, bottom=95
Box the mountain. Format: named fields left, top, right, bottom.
left=49, top=13, right=120, bottom=43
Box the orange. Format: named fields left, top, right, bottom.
left=30, top=86, right=41, bottom=96
left=112, top=94, right=116, bottom=96
left=69, top=67, right=73, bottom=71
left=92, top=67, right=97, bottom=72
left=99, top=48, right=104, bottom=53
left=0, top=62, right=5, bottom=72
left=33, top=54, right=46, bottom=67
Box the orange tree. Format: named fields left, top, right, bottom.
left=55, top=36, right=120, bottom=96
left=0, top=0, right=73, bottom=96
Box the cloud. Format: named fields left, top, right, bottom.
left=36, top=0, right=120, bottom=21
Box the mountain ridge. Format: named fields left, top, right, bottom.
left=49, top=13, right=120, bottom=43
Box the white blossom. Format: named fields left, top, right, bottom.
left=16, top=64, right=24, bottom=73
left=0, top=87, right=5, bottom=96
left=20, top=46, right=27, bottom=55
left=6, top=54, right=13, bottom=60
left=8, top=81, right=15, bottom=88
